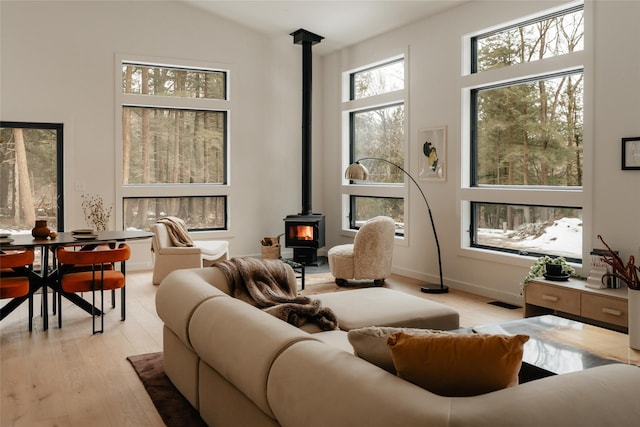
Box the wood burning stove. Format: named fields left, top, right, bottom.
left=284, top=29, right=326, bottom=265
left=284, top=214, right=325, bottom=265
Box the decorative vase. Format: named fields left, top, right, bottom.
left=629, top=288, right=640, bottom=350
left=31, top=220, right=51, bottom=239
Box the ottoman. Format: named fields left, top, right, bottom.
left=314, top=287, right=459, bottom=331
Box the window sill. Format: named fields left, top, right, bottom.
left=457, top=246, right=582, bottom=270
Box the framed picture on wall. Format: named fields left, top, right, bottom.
left=419, top=126, right=447, bottom=182
left=622, top=137, right=640, bottom=170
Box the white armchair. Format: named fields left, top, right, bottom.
left=151, top=222, right=229, bottom=285
left=328, top=216, right=395, bottom=286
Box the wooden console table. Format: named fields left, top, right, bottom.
left=524, top=278, right=628, bottom=332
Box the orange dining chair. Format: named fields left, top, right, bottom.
left=0, top=249, right=35, bottom=331
left=56, top=243, right=131, bottom=334
left=50, top=243, right=113, bottom=316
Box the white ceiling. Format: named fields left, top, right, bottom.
left=183, top=1, right=469, bottom=55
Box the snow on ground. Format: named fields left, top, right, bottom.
left=478, top=217, right=582, bottom=258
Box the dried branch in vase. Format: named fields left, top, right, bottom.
left=597, top=235, right=639, bottom=290
left=81, top=193, right=112, bottom=232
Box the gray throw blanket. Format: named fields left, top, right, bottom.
left=157, top=216, right=194, bottom=247
left=215, top=257, right=338, bottom=331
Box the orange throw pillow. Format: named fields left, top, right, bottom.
left=387, top=332, right=529, bottom=397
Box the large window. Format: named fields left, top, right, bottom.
left=473, top=70, right=584, bottom=187
left=464, top=3, right=585, bottom=262
left=0, top=122, right=63, bottom=233
left=471, top=203, right=583, bottom=259
left=343, top=57, right=406, bottom=235
left=472, top=5, right=584, bottom=73
left=117, top=57, right=229, bottom=231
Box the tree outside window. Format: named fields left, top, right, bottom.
left=466, top=4, right=584, bottom=261
left=474, top=71, right=583, bottom=187
left=119, top=60, right=228, bottom=231
left=0, top=122, right=63, bottom=233
left=344, top=58, right=406, bottom=235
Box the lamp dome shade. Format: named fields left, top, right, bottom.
left=345, top=162, right=369, bottom=180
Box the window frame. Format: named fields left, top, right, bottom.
left=341, top=54, right=408, bottom=237
left=0, top=121, right=64, bottom=232
left=470, top=3, right=585, bottom=74
left=469, top=201, right=583, bottom=262
left=348, top=195, right=405, bottom=235
left=460, top=2, right=589, bottom=266
left=350, top=58, right=405, bottom=100
left=470, top=68, right=584, bottom=188
left=115, top=54, right=231, bottom=233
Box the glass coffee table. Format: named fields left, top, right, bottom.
left=457, top=315, right=640, bottom=382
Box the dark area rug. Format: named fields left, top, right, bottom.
left=127, top=352, right=207, bottom=427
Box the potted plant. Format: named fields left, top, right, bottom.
left=522, top=255, right=576, bottom=285
left=81, top=193, right=112, bottom=232
left=596, top=235, right=639, bottom=290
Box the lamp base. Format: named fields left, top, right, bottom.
left=420, top=284, right=449, bottom=294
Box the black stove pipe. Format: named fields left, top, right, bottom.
left=291, top=29, right=323, bottom=215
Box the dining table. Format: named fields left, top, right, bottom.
left=0, top=230, right=153, bottom=330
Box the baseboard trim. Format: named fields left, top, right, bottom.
left=390, top=266, right=523, bottom=307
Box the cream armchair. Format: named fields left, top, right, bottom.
left=328, top=216, right=395, bottom=286
left=151, top=222, right=229, bottom=285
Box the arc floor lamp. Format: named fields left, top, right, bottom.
left=345, top=158, right=448, bottom=293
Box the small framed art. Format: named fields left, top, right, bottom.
left=622, top=137, right=640, bottom=170
left=419, top=126, right=447, bottom=182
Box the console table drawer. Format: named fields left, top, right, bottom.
left=524, top=278, right=628, bottom=331
left=581, top=294, right=628, bottom=328
left=525, top=283, right=581, bottom=315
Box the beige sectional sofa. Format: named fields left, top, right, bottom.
left=155, top=265, right=640, bottom=427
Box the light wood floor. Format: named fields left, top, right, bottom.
left=1, top=270, right=523, bottom=427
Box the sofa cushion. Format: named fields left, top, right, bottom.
left=347, top=326, right=450, bottom=373
left=195, top=240, right=229, bottom=259
left=155, top=268, right=230, bottom=349
left=447, top=364, right=640, bottom=427
left=267, top=339, right=453, bottom=427
left=189, top=296, right=316, bottom=418
left=162, top=326, right=201, bottom=409
left=315, top=287, right=459, bottom=331
left=387, top=332, right=529, bottom=397
left=327, top=244, right=355, bottom=279
left=312, top=330, right=354, bottom=354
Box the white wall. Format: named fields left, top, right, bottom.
left=1, top=0, right=324, bottom=268
left=591, top=0, right=640, bottom=254
left=3, top=1, right=637, bottom=298
left=321, top=0, right=640, bottom=304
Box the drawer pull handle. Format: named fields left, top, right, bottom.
left=602, top=307, right=622, bottom=316
left=542, top=294, right=559, bottom=302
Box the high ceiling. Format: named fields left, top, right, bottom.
left=183, top=1, right=469, bottom=55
